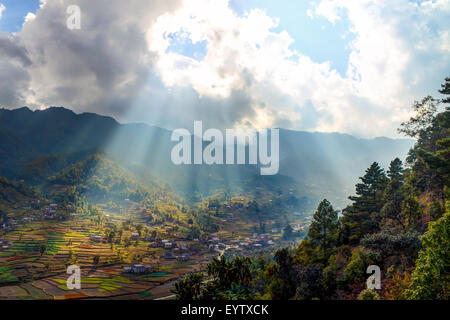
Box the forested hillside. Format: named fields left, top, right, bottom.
left=174, top=78, right=450, bottom=300
left=45, top=154, right=172, bottom=204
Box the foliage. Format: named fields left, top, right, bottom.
left=307, top=199, right=339, bottom=265
left=357, top=289, right=380, bottom=300
left=404, top=210, right=450, bottom=300
left=173, top=273, right=205, bottom=300
left=341, top=162, right=388, bottom=243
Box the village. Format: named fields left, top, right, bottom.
left=0, top=195, right=309, bottom=300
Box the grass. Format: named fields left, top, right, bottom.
left=53, top=276, right=132, bottom=291
left=138, top=291, right=152, bottom=297
left=65, top=232, right=85, bottom=238
left=0, top=266, right=19, bottom=284
left=45, top=231, right=64, bottom=255
left=137, top=272, right=173, bottom=282
left=158, top=265, right=173, bottom=272
left=11, top=240, right=42, bottom=252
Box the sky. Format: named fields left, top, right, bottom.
left=0, top=0, right=449, bottom=138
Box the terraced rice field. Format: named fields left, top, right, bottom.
left=0, top=215, right=218, bottom=300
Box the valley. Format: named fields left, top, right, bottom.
left=0, top=106, right=422, bottom=300
left=0, top=182, right=309, bottom=299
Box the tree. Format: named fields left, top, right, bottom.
left=39, top=244, right=46, bottom=256
left=387, top=158, right=404, bottom=181
left=107, top=229, right=115, bottom=244
left=173, top=273, right=205, bottom=300
left=342, top=162, right=388, bottom=242
left=307, top=199, right=339, bottom=265
left=207, top=256, right=252, bottom=290
left=381, top=158, right=405, bottom=227
left=438, top=77, right=450, bottom=103
left=399, top=87, right=449, bottom=204
left=267, top=248, right=298, bottom=300
left=398, top=95, right=440, bottom=139
left=282, top=224, right=294, bottom=240
left=413, top=109, right=450, bottom=205
left=361, top=228, right=421, bottom=263
left=405, top=210, right=450, bottom=300
left=357, top=289, right=380, bottom=300
left=401, top=196, right=423, bottom=230
left=295, top=265, right=324, bottom=300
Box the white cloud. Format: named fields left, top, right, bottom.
left=147, top=0, right=450, bottom=136
left=0, top=3, right=6, bottom=20
left=24, top=12, right=36, bottom=23
left=0, top=0, right=448, bottom=138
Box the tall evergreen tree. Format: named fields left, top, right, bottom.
left=381, top=158, right=405, bottom=227
left=387, top=158, right=404, bottom=181
left=438, top=77, right=450, bottom=104
left=341, top=162, right=388, bottom=242
left=307, top=199, right=339, bottom=265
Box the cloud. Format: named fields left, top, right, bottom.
left=0, top=33, right=32, bottom=106
left=0, top=3, right=5, bottom=20
left=0, top=0, right=449, bottom=138
left=145, top=0, right=450, bottom=136
left=1, top=0, right=181, bottom=113
left=24, top=12, right=36, bottom=23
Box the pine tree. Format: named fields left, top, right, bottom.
left=341, top=162, right=388, bottom=242
left=387, top=158, right=404, bottom=181
left=381, top=158, right=405, bottom=227
left=438, top=77, right=450, bottom=104
left=307, top=199, right=339, bottom=265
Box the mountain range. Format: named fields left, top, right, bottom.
left=0, top=106, right=414, bottom=208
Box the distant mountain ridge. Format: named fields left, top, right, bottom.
left=0, top=106, right=414, bottom=208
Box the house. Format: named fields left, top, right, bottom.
left=0, top=239, right=10, bottom=250
left=177, top=253, right=189, bottom=261
left=149, top=242, right=160, bottom=248
left=130, top=264, right=147, bottom=273
left=165, top=251, right=175, bottom=259
left=131, top=232, right=140, bottom=240
left=124, top=264, right=151, bottom=274
left=164, top=242, right=173, bottom=249
left=104, top=222, right=114, bottom=228
left=90, top=235, right=103, bottom=242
